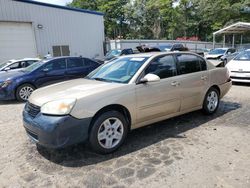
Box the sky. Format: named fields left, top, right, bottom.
left=34, top=0, right=73, bottom=6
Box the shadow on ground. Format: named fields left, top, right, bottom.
left=0, top=100, right=23, bottom=105
left=232, top=82, right=250, bottom=87
left=37, top=100, right=241, bottom=167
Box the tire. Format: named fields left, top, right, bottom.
left=89, top=111, right=129, bottom=154
left=16, top=84, right=36, bottom=102
left=202, top=87, right=220, bottom=115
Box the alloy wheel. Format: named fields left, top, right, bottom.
left=207, top=91, right=218, bottom=112
left=19, top=86, right=34, bottom=101
left=97, top=117, right=124, bottom=149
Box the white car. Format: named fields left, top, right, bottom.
left=226, top=50, right=250, bottom=83
left=0, top=58, right=40, bottom=72
left=205, top=48, right=236, bottom=60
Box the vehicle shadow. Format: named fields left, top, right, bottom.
left=0, top=100, right=23, bottom=105
left=37, top=100, right=241, bottom=167
left=232, top=82, right=250, bottom=87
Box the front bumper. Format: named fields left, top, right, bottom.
left=23, top=110, right=92, bottom=148
left=0, top=87, right=15, bottom=100
left=229, top=72, right=250, bottom=83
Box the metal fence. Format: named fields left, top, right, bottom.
left=105, top=39, right=224, bottom=52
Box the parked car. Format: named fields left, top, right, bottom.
left=0, top=57, right=100, bottom=101
left=0, top=58, right=40, bottom=72
left=220, top=52, right=240, bottom=65
left=138, top=43, right=188, bottom=53
left=205, top=48, right=236, bottom=60
left=226, top=49, right=250, bottom=83
left=23, top=52, right=232, bottom=154
left=104, top=48, right=134, bottom=61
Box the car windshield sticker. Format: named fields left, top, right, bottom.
left=130, top=58, right=145, bottom=61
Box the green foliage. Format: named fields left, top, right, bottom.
left=68, top=0, right=250, bottom=41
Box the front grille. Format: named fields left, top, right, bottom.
left=231, top=76, right=250, bottom=80
left=25, top=102, right=41, bottom=118
left=26, top=129, right=38, bottom=141
left=231, top=71, right=250, bottom=73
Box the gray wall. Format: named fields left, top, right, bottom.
left=0, top=0, right=105, bottom=59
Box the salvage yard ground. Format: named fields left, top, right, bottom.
left=0, top=84, right=249, bottom=188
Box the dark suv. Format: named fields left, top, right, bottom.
left=0, top=57, right=100, bottom=101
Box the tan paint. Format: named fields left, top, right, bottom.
left=29, top=52, right=232, bottom=130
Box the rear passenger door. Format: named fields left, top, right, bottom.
left=83, top=58, right=100, bottom=73
left=66, top=57, right=86, bottom=79
left=35, top=58, right=67, bottom=87
left=66, top=58, right=99, bottom=79
left=176, top=54, right=209, bottom=111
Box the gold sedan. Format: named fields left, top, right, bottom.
left=23, top=52, right=232, bottom=154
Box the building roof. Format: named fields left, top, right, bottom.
left=213, top=22, right=250, bottom=35
left=14, top=0, right=104, bottom=16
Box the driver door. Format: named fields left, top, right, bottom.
left=135, top=55, right=181, bottom=128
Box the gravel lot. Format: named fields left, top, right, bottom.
left=0, top=84, right=249, bottom=188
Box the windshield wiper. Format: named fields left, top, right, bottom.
left=91, top=77, right=111, bottom=82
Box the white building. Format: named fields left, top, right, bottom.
left=0, top=0, right=105, bottom=62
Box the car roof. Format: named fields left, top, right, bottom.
left=117, top=51, right=202, bottom=58
left=21, top=58, right=41, bottom=61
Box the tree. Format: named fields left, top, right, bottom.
left=68, top=0, right=250, bottom=41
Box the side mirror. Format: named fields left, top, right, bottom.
left=139, top=73, right=160, bottom=84
left=227, top=52, right=232, bottom=55
left=42, top=68, right=49, bottom=72
left=4, top=67, right=10, bottom=71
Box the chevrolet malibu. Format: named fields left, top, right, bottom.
left=23, top=52, right=232, bottom=154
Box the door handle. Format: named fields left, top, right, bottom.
left=171, top=81, right=180, bottom=87
left=201, top=75, right=208, bottom=80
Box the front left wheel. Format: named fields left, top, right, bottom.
left=16, top=84, right=35, bottom=102
left=89, top=111, right=129, bottom=154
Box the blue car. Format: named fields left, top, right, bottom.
left=0, top=57, right=100, bottom=101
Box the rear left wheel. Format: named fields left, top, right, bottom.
left=202, top=87, right=220, bottom=115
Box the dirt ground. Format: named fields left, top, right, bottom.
left=0, top=84, right=249, bottom=188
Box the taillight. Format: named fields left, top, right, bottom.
left=226, top=68, right=231, bottom=82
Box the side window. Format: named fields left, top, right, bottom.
left=44, top=59, right=66, bottom=71
left=9, top=62, right=21, bottom=69
left=145, top=55, right=177, bottom=79
left=83, top=58, right=97, bottom=66
left=26, top=60, right=35, bottom=67
left=67, top=58, right=83, bottom=69
left=198, top=57, right=207, bottom=71
left=20, top=61, right=26, bottom=68
left=229, top=49, right=236, bottom=53
left=177, top=54, right=201, bottom=74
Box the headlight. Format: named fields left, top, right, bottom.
left=41, top=99, right=76, bottom=115
left=0, top=80, right=12, bottom=88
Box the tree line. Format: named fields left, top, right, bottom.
left=68, top=0, right=250, bottom=42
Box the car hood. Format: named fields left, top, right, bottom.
left=0, top=70, right=25, bottom=82
left=206, top=54, right=223, bottom=59
left=29, top=79, right=126, bottom=106
left=226, top=60, right=250, bottom=72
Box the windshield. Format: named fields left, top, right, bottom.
left=209, top=49, right=227, bottom=55
left=22, top=59, right=48, bottom=72
left=0, top=61, right=11, bottom=69
left=105, top=50, right=122, bottom=58
left=87, top=56, right=149, bottom=83
left=158, top=45, right=172, bottom=51
left=234, top=51, right=250, bottom=61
